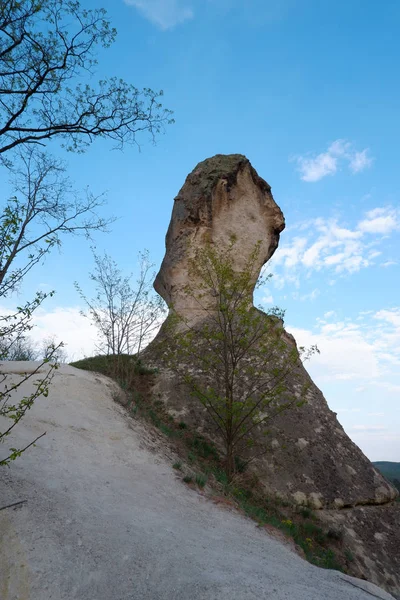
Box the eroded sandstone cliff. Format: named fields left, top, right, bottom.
left=145, top=154, right=400, bottom=596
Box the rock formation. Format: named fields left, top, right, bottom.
left=154, top=154, right=285, bottom=321
left=146, top=154, right=400, bottom=597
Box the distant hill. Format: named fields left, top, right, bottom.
left=373, top=462, right=400, bottom=479
left=373, top=462, right=400, bottom=492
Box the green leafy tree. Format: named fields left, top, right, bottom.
left=160, top=241, right=318, bottom=482
left=0, top=0, right=172, bottom=465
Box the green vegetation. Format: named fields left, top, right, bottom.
left=158, top=240, right=318, bottom=482
left=345, top=550, right=354, bottom=563
left=195, top=473, right=208, bottom=488
left=373, top=462, right=400, bottom=493
left=373, top=461, right=400, bottom=479
left=71, top=355, right=157, bottom=389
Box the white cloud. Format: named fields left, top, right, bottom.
left=294, top=139, right=373, bottom=182
left=349, top=149, right=374, bottom=173
left=292, top=288, right=319, bottom=302
left=381, top=260, right=397, bottom=268
left=288, top=307, right=400, bottom=385
left=296, top=151, right=338, bottom=183
left=0, top=305, right=97, bottom=362
left=352, top=425, right=387, bottom=432
left=29, top=307, right=98, bottom=362
left=383, top=383, right=400, bottom=393
left=261, top=293, right=274, bottom=305
left=268, top=206, right=399, bottom=280
left=277, top=236, right=308, bottom=269
left=286, top=308, right=400, bottom=459
left=124, top=0, right=193, bottom=29
left=328, top=139, right=352, bottom=157
left=374, top=308, right=400, bottom=327
left=288, top=323, right=381, bottom=384
left=288, top=307, right=400, bottom=384
left=323, top=311, right=336, bottom=319
left=358, top=207, right=400, bottom=234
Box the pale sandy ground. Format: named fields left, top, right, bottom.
left=0, top=363, right=395, bottom=600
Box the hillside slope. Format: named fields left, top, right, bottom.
left=0, top=363, right=395, bottom=600
left=373, top=462, right=400, bottom=481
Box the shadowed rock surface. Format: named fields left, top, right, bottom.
left=146, top=154, right=400, bottom=596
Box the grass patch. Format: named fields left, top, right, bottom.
left=211, top=467, right=229, bottom=487
left=195, top=473, right=208, bottom=488
left=71, top=354, right=157, bottom=391
left=299, top=507, right=314, bottom=519
left=183, top=475, right=193, bottom=484
left=190, top=435, right=219, bottom=461
left=173, top=461, right=182, bottom=470
left=345, top=549, right=354, bottom=563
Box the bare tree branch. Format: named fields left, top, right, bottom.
left=0, top=0, right=173, bottom=156
left=76, top=249, right=166, bottom=358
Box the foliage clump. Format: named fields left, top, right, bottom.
left=157, top=239, right=318, bottom=481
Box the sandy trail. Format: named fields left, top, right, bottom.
left=0, top=363, right=394, bottom=600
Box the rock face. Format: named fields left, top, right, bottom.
left=147, top=154, right=400, bottom=597
left=151, top=152, right=396, bottom=506
left=154, top=154, right=285, bottom=320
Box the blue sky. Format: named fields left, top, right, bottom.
left=1, top=0, right=399, bottom=461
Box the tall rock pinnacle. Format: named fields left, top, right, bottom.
left=154, top=154, right=285, bottom=318
left=147, top=154, right=400, bottom=597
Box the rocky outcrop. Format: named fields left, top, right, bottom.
left=154, top=154, right=285, bottom=320
left=318, top=504, right=400, bottom=596
left=146, top=154, right=399, bottom=596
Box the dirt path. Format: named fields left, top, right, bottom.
left=0, top=363, right=394, bottom=600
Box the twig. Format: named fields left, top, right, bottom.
left=0, top=499, right=27, bottom=511
left=0, top=431, right=46, bottom=465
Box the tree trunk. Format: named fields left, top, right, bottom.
left=226, top=439, right=234, bottom=483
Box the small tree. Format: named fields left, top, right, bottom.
left=0, top=293, right=63, bottom=466
left=0, top=361, right=56, bottom=466
left=159, top=241, right=318, bottom=482
left=76, top=249, right=166, bottom=357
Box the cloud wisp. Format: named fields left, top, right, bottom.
left=124, top=0, right=194, bottom=30
left=285, top=307, right=400, bottom=460
left=288, top=307, right=400, bottom=386
left=267, top=206, right=400, bottom=279
left=294, top=139, right=373, bottom=182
